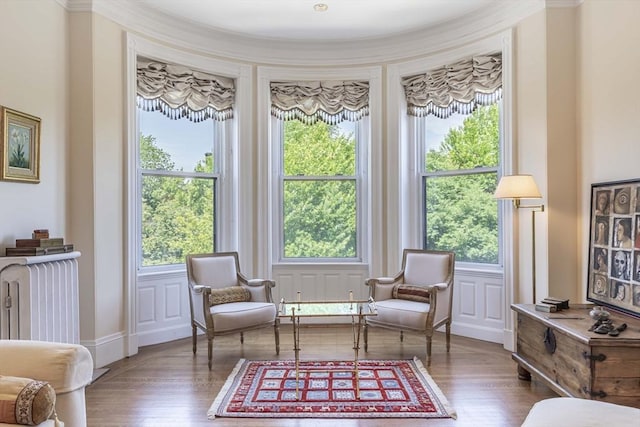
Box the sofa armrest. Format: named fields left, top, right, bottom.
left=0, top=340, right=93, bottom=393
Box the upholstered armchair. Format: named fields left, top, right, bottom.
left=185, top=252, right=280, bottom=369
left=0, top=340, right=94, bottom=427
left=364, top=249, right=455, bottom=365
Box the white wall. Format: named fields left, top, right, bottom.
left=578, top=0, right=640, bottom=299
left=0, top=1, right=68, bottom=243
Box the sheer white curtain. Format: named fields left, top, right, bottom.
left=137, top=56, right=235, bottom=122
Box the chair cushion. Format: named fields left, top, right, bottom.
left=392, top=284, right=430, bottom=303
left=368, top=299, right=430, bottom=331
left=0, top=376, right=55, bottom=425
left=208, top=286, right=251, bottom=306
left=210, top=302, right=276, bottom=332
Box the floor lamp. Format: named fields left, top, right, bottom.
left=495, top=174, right=545, bottom=304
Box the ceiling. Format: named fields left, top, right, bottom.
left=130, top=0, right=513, bottom=41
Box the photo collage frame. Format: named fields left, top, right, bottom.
left=587, top=179, right=640, bottom=318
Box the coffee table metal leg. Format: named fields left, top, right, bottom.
left=352, top=306, right=364, bottom=399
left=291, top=308, right=301, bottom=400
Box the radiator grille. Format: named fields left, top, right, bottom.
left=0, top=258, right=79, bottom=343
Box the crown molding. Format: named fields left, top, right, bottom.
left=546, top=0, right=584, bottom=7
left=61, top=0, right=91, bottom=12
left=63, top=0, right=545, bottom=66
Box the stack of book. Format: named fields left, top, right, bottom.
left=535, top=297, right=570, bottom=313
left=5, top=229, right=74, bottom=256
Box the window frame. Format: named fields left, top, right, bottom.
left=127, top=36, right=249, bottom=274
left=271, top=116, right=370, bottom=263
left=136, top=114, right=226, bottom=270
left=416, top=105, right=502, bottom=266
left=389, top=30, right=513, bottom=274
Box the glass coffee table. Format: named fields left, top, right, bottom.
left=278, top=296, right=377, bottom=399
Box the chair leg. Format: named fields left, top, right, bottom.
left=240, top=332, right=244, bottom=344
left=363, top=323, right=368, bottom=352
left=400, top=330, right=404, bottom=342
left=191, top=324, right=197, bottom=355
left=207, top=338, right=213, bottom=370
left=426, top=335, right=432, bottom=366
left=274, top=320, right=280, bottom=355
left=446, top=322, right=451, bottom=353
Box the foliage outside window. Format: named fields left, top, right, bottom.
left=422, top=104, right=500, bottom=264
left=138, top=109, right=218, bottom=267
left=280, top=120, right=360, bottom=259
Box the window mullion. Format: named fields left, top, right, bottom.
left=423, top=166, right=498, bottom=179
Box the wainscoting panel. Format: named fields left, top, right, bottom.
left=451, top=269, right=504, bottom=343
left=137, top=271, right=191, bottom=346
left=485, top=283, right=504, bottom=321
left=132, top=265, right=505, bottom=346
left=458, top=280, right=478, bottom=316
left=273, top=264, right=370, bottom=324
left=137, top=287, right=155, bottom=324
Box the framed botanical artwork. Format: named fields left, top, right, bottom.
left=0, top=107, right=41, bottom=183
left=587, top=178, right=640, bottom=318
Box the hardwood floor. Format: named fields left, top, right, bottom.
left=85, top=325, right=557, bottom=426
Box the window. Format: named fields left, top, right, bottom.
left=419, top=104, right=500, bottom=264
left=278, top=119, right=365, bottom=259
left=402, top=52, right=503, bottom=265
left=138, top=110, right=220, bottom=267
left=136, top=56, right=235, bottom=268
left=270, top=80, right=369, bottom=261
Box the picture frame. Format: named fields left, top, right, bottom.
left=587, top=178, right=640, bottom=318
left=0, top=107, right=41, bottom=183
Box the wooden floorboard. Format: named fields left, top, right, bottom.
left=85, top=325, right=557, bottom=426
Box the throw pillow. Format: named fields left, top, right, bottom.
left=209, top=286, right=251, bottom=306
left=392, top=284, right=431, bottom=303
left=0, top=375, right=56, bottom=425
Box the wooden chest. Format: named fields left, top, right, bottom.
left=512, top=304, right=640, bottom=408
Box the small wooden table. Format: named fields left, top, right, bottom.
left=511, top=303, right=640, bottom=408
left=278, top=298, right=377, bottom=399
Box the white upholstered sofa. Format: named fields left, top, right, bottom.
left=522, top=397, right=640, bottom=426
left=0, top=340, right=94, bottom=427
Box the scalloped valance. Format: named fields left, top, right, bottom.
left=402, top=52, right=502, bottom=119
left=136, top=56, right=235, bottom=122
left=270, top=80, right=369, bottom=125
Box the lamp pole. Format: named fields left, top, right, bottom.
left=514, top=198, right=544, bottom=304
left=495, top=174, right=545, bottom=305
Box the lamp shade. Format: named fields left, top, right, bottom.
left=494, top=174, right=542, bottom=199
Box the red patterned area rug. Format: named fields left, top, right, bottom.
left=208, top=357, right=456, bottom=419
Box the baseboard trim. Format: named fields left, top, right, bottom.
left=81, top=332, right=126, bottom=368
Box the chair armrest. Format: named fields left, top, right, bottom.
left=246, top=278, right=275, bottom=288
left=366, top=277, right=400, bottom=300
left=190, top=284, right=208, bottom=294
left=425, top=282, right=448, bottom=291
left=242, top=279, right=276, bottom=303
left=366, top=277, right=397, bottom=285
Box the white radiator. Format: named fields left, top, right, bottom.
left=0, top=252, right=80, bottom=343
